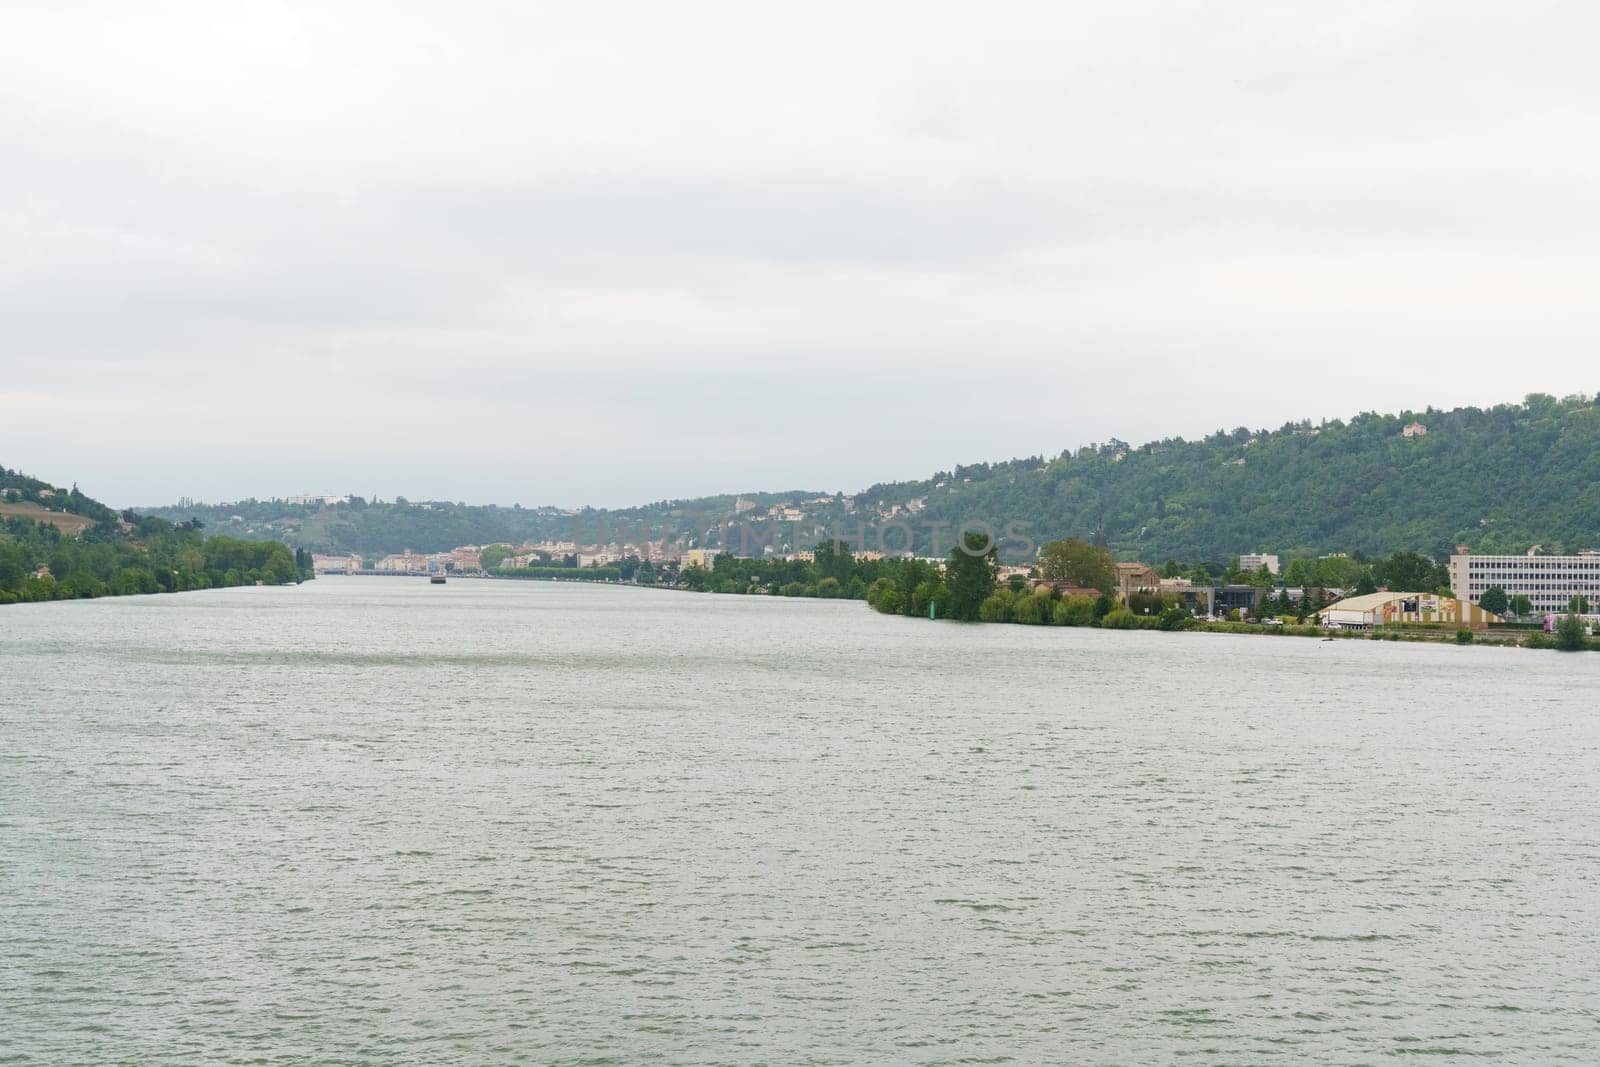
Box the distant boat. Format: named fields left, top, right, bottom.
left=430, top=574, right=447, bottom=585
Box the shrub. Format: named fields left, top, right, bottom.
left=1455, top=628, right=1473, bottom=645
left=111, top=569, right=160, bottom=596
left=1158, top=606, right=1192, bottom=631
left=1555, top=613, right=1587, bottom=651
left=875, top=589, right=903, bottom=615
left=1053, top=595, right=1096, bottom=626
left=816, top=576, right=840, bottom=597
left=61, top=572, right=107, bottom=599
left=1100, top=607, right=1140, bottom=629
left=782, top=581, right=809, bottom=597
left=1127, top=591, right=1171, bottom=616
left=1011, top=593, right=1049, bottom=625
left=978, top=592, right=1013, bottom=623
left=866, top=578, right=894, bottom=607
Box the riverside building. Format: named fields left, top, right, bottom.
left=1448, top=546, right=1600, bottom=615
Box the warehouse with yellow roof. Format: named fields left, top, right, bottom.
left=1322, top=592, right=1502, bottom=631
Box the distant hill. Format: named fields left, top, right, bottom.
left=138, top=497, right=608, bottom=560
left=139, top=393, right=1600, bottom=565
left=1, top=466, right=310, bottom=604
left=884, top=392, right=1600, bottom=563
left=137, top=492, right=810, bottom=560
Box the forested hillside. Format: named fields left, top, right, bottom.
left=1, top=466, right=311, bottom=604
left=140, top=394, right=1600, bottom=564
left=904, top=393, right=1600, bottom=562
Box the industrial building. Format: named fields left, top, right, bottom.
left=1448, top=547, right=1600, bottom=615
left=1322, top=591, right=1502, bottom=631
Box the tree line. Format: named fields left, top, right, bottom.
left=1, top=510, right=312, bottom=605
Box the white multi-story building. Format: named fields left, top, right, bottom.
left=1238, top=553, right=1280, bottom=575
left=1449, top=547, right=1600, bottom=614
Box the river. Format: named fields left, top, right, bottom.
left=3, top=577, right=1598, bottom=1063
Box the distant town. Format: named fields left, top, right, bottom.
left=311, top=529, right=1600, bottom=641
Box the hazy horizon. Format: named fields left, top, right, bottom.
left=6, top=2, right=1599, bottom=508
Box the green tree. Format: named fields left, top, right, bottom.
left=61, top=571, right=106, bottom=599
left=945, top=531, right=999, bottom=621
left=978, top=591, right=1012, bottom=622
left=1554, top=613, right=1587, bottom=651
left=1158, top=605, right=1192, bottom=630
left=812, top=539, right=857, bottom=584
left=1010, top=588, right=1052, bottom=624
left=910, top=580, right=950, bottom=618
left=1568, top=594, right=1591, bottom=613
left=1313, top=555, right=1371, bottom=590
left=1478, top=586, right=1509, bottom=616
left=0, top=543, right=26, bottom=589
left=1376, top=551, right=1440, bottom=591
left=1036, top=538, right=1116, bottom=592
left=1100, top=607, right=1140, bottom=629
left=1052, top=596, right=1095, bottom=626
left=1126, top=591, right=1169, bottom=617
left=1510, top=593, right=1534, bottom=619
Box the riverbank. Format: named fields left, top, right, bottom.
left=0, top=532, right=313, bottom=605
left=464, top=569, right=1600, bottom=651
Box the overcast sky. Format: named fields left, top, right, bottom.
left=4, top=1, right=1597, bottom=507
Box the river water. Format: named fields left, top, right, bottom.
left=3, top=577, right=1598, bottom=1063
